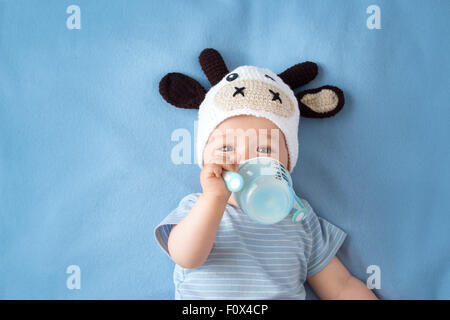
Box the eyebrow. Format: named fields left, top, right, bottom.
left=210, top=131, right=274, bottom=144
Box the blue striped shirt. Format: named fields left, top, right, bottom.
left=154, top=193, right=347, bottom=300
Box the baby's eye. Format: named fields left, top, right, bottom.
left=257, top=146, right=271, bottom=153
left=219, top=145, right=234, bottom=152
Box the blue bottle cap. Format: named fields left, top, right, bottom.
left=222, top=171, right=244, bottom=192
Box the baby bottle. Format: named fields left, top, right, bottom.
left=222, top=157, right=307, bottom=224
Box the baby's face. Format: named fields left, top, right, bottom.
left=203, top=115, right=290, bottom=171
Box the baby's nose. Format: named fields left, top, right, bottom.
left=223, top=153, right=239, bottom=166
left=235, top=149, right=250, bottom=165
left=235, top=153, right=242, bottom=164
left=233, top=136, right=254, bottom=164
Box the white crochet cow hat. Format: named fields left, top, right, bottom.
left=159, top=48, right=345, bottom=173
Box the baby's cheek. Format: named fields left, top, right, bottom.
left=268, top=154, right=284, bottom=166
left=272, top=152, right=289, bottom=171
left=203, top=143, right=216, bottom=163
left=280, top=143, right=289, bottom=169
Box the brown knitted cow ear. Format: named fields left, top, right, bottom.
left=278, top=61, right=318, bottom=90
left=296, top=85, right=345, bottom=118
left=199, top=48, right=229, bottom=86
left=159, top=72, right=206, bottom=109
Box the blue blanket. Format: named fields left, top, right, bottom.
left=1, top=0, right=449, bottom=299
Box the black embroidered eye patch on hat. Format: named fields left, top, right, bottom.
left=233, top=86, right=245, bottom=97
left=226, top=73, right=239, bottom=82
left=269, top=89, right=282, bottom=103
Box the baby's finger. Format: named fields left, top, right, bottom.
left=213, top=166, right=222, bottom=178
left=221, top=162, right=239, bottom=173
left=219, top=155, right=239, bottom=172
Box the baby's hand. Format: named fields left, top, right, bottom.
left=201, top=154, right=239, bottom=199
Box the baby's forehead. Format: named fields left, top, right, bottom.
left=208, top=125, right=283, bottom=143
left=217, top=115, right=279, bottom=128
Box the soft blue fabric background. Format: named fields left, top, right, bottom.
left=1, top=0, right=449, bottom=299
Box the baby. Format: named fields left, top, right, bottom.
left=155, top=48, right=378, bottom=300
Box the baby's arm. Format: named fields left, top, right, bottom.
left=168, top=155, right=238, bottom=269
left=307, top=256, right=379, bottom=300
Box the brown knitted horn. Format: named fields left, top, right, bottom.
left=199, top=48, right=229, bottom=86
left=278, top=61, right=318, bottom=90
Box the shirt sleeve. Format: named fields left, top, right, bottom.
left=302, top=199, right=348, bottom=278
left=153, top=193, right=201, bottom=258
